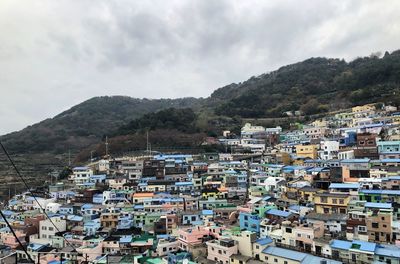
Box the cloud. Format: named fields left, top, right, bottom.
left=1, top=0, right=400, bottom=134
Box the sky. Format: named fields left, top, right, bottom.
left=1, top=0, right=400, bottom=135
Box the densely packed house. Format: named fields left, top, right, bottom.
left=2, top=103, right=400, bottom=263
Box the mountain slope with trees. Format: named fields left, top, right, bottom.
left=2, top=49, right=400, bottom=182
left=211, top=50, right=400, bottom=117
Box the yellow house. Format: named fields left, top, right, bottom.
left=145, top=184, right=166, bottom=192
left=295, top=144, right=318, bottom=159
left=230, top=255, right=252, bottom=264
left=202, top=188, right=226, bottom=199
left=314, top=193, right=350, bottom=214
left=298, top=187, right=324, bottom=203
left=311, top=119, right=327, bottom=127
left=132, top=192, right=154, bottom=204
left=352, top=104, right=375, bottom=113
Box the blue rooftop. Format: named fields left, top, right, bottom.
left=382, top=176, right=400, bottom=181
left=371, top=159, right=400, bottom=163
left=331, top=240, right=376, bottom=252
left=262, top=246, right=307, bottom=261
left=306, top=167, right=328, bottom=173
left=81, top=203, right=94, bottom=209
left=255, top=237, right=273, bottom=245
left=365, top=202, right=392, bottom=209
left=73, top=166, right=89, bottom=170
left=360, top=189, right=400, bottom=195
left=341, top=159, right=370, bottom=163
left=67, top=215, right=83, bottom=222
left=120, top=235, right=132, bottom=243
left=27, top=243, right=45, bottom=251
left=329, top=183, right=359, bottom=189
left=202, top=210, right=213, bottom=215
left=175, top=182, right=193, bottom=186
left=330, top=240, right=352, bottom=250
left=266, top=209, right=291, bottom=218
left=375, top=244, right=400, bottom=258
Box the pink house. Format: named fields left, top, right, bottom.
left=178, top=226, right=210, bottom=251
left=2, top=230, right=26, bottom=249
left=206, top=238, right=238, bottom=264
left=205, top=224, right=225, bottom=239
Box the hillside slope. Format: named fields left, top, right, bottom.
left=0, top=96, right=202, bottom=154
left=211, top=51, right=400, bottom=117
left=2, top=50, right=400, bottom=187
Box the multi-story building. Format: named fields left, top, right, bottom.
left=314, top=192, right=350, bottom=214
left=295, top=144, right=318, bottom=159
left=206, top=239, right=238, bottom=264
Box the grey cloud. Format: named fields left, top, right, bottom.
left=1, top=0, right=400, bottom=135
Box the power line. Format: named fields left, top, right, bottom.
left=0, top=141, right=78, bottom=252
left=0, top=210, right=35, bottom=263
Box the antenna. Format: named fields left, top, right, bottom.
left=146, top=130, right=149, bottom=155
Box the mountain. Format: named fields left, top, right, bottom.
left=2, top=49, right=400, bottom=193
left=211, top=51, right=400, bottom=118
left=0, top=96, right=203, bottom=154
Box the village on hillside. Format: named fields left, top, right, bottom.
left=2, top=103, right=400, bottom=263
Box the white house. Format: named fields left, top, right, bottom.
left=71, top=167, right=93, bottom=184
left=319, top=140, right=339, bottom=160
left=45, top=202, right=61, bottom=214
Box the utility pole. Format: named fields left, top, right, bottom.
left=105, top=136, right=109, bottom=157
left=68, top=150, right=71, bottom=166
left=146, top=130, right=149, bottom=155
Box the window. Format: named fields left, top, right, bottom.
left=48, top=227, right=54, bottom=231
left=274, top=258, right=278, bottom=263
left=339, top=199, right=344, bottom=204
left=372, top=222, right=379, bottom=228
left=358, top=226, right=366, bottom=232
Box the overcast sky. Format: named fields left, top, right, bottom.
left=1, top=0, right=400, bottom=135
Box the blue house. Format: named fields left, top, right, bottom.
left=90, top=174, right=106, bottom=184
left=378, top=141, right=400, bottom=153
left=93, top=193, right=103, bottom=204
left=59, top=205, right=73, bottom=215
left=84, top=218, right=100, bottom=235
left=239, top=212, right=261, bottom=233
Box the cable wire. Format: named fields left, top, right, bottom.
left=0, top=209, right=35, bottom=263
left=0, top=141, right=78, bottom=251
